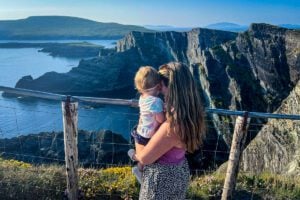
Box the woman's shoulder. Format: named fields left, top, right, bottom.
left=158, top=122, right=180, bottom=140
left=157, top=121, right=169, bottom=133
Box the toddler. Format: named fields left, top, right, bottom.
left=128, top=66, right=165, bottom=183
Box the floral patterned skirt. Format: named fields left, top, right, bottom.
left=139, top=159, right=190, bottom=200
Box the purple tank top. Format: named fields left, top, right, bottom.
left=157, top=147, right=185, bottom=165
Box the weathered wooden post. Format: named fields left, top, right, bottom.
left=221, top=112, right=250, bottom=200
left=62, top=96, right=79, bottom=200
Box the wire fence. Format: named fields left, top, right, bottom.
left=0, top=86, right=300, bottom=199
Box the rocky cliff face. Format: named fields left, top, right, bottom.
left=233, top=24, right=300, bottom=111
left=115, top=24, right=300, bottom=114
left=13, top=24, right=300, bottom=107
left=10, top=24, right=300, bottom=170
left=241, top=80, right=300, bottom=176
left=0, top=130, right=131, bottom=166
left=16, top=24, right=299, bottom=114
left=117, top=29, right=237, bottom=65
left=14, top=28, right=237, bottom=98
left=14, top=48, right=141, bottom=98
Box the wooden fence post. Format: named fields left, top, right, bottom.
left=221, top=112, right=250, bottom=200
left=62, top=96, right=79, bottom=200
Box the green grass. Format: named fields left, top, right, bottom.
left=1, top=157, right=300, bottom=199
left=187, top=171, right=300, bottom=200
left=0, top=158, right=138, bottom=199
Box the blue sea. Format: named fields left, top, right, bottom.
left=0, top=40, right=138, bottom=139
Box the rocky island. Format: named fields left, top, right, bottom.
left=0, top=42, right=116, bottom=58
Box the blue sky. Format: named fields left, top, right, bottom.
left=0, top=0, right=299, bottom=26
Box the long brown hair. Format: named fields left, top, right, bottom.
left=159, top=62, right=205, bottom=153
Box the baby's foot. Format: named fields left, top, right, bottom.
left=132, top=165, right=142, bottom=184
left=128, top=149, right=136, bottom=161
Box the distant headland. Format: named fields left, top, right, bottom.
left=0, top=16, right=153, bottom=40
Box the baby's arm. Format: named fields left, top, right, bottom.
left=155, top=112, right=166, bottom=124
left=153, top=98, right=165, bottom=124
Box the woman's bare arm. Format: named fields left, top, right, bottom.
left=135, top=142, right=144, bottom=155
left=134, top=122, right=178, bottom=165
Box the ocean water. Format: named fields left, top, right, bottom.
left=0, top=40, right=138, bottom=139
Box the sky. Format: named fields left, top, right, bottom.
left=0, top=0, right=299, bottom=27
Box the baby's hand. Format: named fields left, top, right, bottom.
left=163, top=103, right=167, bottom=112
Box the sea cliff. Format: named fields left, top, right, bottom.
left=7, top=23, right=300, bottom=173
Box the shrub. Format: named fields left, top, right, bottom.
left=0, top=158, right=139, bottom=199
left=79, top=166, right=139, bottom=199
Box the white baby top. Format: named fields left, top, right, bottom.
left=137, top=95, right=164, bottom=138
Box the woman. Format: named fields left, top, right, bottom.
left=134, top=62, right=206, bottom=200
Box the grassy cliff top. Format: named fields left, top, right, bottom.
left=1, top=158, right=299, bottom=199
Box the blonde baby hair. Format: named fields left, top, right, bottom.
left=134, top=66, right=161, bottom=93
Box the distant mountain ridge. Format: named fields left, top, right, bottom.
left=143, top=25, right=193, bottom=32
left=204, top=22, right=300, bottom=32
left=0, top=16, right=153, bottom=40
left=279, top=24, right=300, bottom=29
left=204, top=22, right=248, bottom=32
left=144, top=22, right=300, bottom=33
